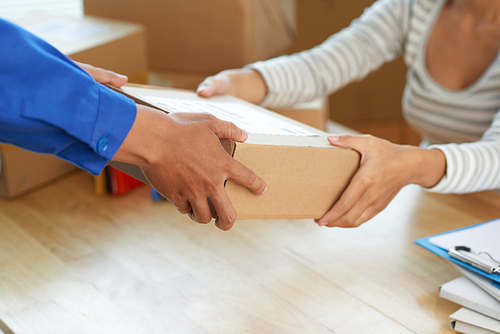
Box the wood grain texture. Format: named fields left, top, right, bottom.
left=0, top=167, right=499, bottom=333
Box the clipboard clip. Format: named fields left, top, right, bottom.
left=448, top=246, right=500, bottom=276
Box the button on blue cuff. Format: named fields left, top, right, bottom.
left=96, top=137, right=109, bottom=153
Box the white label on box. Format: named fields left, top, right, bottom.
left=29, top=19, right=110, bottom=43
left=143, top=96, right=318, bottom=137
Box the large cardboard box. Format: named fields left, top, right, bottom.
left=148, top=69, right=212, bottom=91
left=12, top=12, right=149, bottom=84
left=270, top=98, right=329, bottom=131
left=0, top=145, right=77, bottom=198
left=1, top=13, right=149, bottom=198
left=110, top=85, right=359, bottom=219
left=84, top=0, right=297, bottom=73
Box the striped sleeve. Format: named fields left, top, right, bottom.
left=248, top=0, right=412, bottom=108
left=427, top=110, right=500, bottom=193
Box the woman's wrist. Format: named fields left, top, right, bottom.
left=411, top=147, right=447, bottom=188
left=229, top=69, right=267, bottom=104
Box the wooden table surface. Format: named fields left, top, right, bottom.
left=0, top=168, right=499, bottom=333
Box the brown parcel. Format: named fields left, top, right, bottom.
left=110, top=85, right=359, bottom=220
left=0, top=145, right=76, bottom=198
left=270, top=98, right=329, bottom=131
left=84, top=0, right=296, bottom=73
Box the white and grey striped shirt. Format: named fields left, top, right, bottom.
left=249, top=0, right=500, bottom=194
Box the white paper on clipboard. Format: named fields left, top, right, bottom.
left=429, top=219, right=500, bottom=268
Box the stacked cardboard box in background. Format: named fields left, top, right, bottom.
left=0, top=144, right=77, bottom=198
left=270, top=98, right=329, bottom=131
left=84, top=0, right=297, bottom=73
left=0, top=13, right=148, bottom=198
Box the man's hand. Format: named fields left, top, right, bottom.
left=114, top=106, right=267, bottom=231
left=75, top=62, right=128, bottom=88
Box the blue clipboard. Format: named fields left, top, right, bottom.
left=415, top=218, right=500, bottom=285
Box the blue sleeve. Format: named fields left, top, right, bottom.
left=0, top=18, right=137, bottom=175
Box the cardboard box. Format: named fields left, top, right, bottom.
left=0, top=145, right=76, bottom=198
left=12, top=12, right=149, bottom=84
left=84, top=0, right=297, bottom=73
left=343, top=120, right=422, bottom=146
left=270, top=98, right=329, bottom=131
left=148, top=69, right=212, bottom=91
left=109, top=85, right=359, bottom=219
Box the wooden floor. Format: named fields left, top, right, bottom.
left=0, top=167, right=499, bottom=333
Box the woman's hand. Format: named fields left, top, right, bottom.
left=315, top=134, right=446, bottom=228
left=197, top=69, right=267, bottom=104
left=75, top=61, right=128, bottom=88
